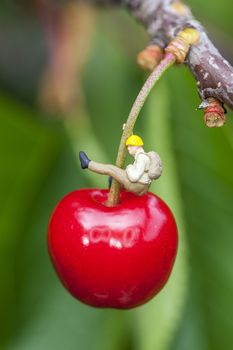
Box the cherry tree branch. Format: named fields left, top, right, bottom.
left=88, top=0, right=233, bottom=112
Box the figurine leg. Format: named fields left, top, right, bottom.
left=88, top=161, right=149, bottom=195
left=88, top=161, right=126, bottom=184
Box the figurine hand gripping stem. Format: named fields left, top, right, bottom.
left=79, top=135, right=162, bottom=196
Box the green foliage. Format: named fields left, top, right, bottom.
left=168, top=67, right=233, bottom=350
left=0, top=1, right=233, bottom=350
left=0, top=94, right=62, bottom=346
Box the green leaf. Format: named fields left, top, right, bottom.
left=0, top=94, right=62, bottom=346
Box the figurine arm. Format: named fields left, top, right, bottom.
left=126, top=154, right=148, bottom=182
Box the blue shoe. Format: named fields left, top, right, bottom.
left=79, top=151, right=90, bottom=169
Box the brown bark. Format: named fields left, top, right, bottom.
left=89, top=0, right=233, bottom=111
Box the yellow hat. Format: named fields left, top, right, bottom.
left=126, top=135, right=144, bottom=147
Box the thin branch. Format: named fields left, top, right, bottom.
left=89, top=0, right=233, bottom=112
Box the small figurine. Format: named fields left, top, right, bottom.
left=79, top=135, right=162, bottom=195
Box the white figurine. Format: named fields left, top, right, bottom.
left=79, top=135, right=162, bottom=195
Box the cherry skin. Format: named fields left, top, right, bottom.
left=48, top=189, right=178, bottom=309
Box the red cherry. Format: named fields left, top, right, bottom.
left=48, top=189, right=178, bottom=309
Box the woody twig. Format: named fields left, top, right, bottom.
left=89, top=0, right=233, bottom=126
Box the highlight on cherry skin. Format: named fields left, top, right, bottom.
left=48, top=189, right=178, bottom=309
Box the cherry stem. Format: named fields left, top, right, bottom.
left=105, top=52, right=176, bottom=207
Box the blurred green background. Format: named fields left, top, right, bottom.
left=1, top=1, right=233, bottom=349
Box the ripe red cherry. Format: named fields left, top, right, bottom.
left=48, top=189, right=178, bottom=309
